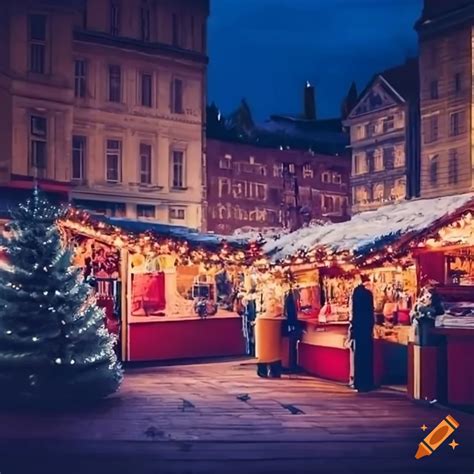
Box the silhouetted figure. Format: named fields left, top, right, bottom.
left=350, top=275, right=375, bottom=392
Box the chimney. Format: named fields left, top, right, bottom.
left=304, top=81, right=316, bottom=120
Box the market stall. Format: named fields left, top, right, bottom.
left=264, top=193, right=474, bottom=389
left=408, top=208, right=474, bottom=406
left=61, top=211, right=260, bottom=362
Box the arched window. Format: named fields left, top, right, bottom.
left=393, top=178, right=406, bottom=200
left=374, top=183, right=384, bottom=202
left=430, top=154, right=439, bottom=185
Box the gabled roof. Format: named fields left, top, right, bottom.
left=347, top=58, right=419, bottom=120
left=380, top=58, right=419, bottom=103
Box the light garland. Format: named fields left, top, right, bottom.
left=60, top=209, right=265, bottom=267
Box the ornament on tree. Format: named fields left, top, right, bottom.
left=0, top=189, right=123, bottom=406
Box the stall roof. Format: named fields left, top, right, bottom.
left=264, top=193, right=474, bottom=262
left=91, top=215, right=249, bottom=249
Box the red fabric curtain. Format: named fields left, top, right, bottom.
left=132, top=273, right=166, bottom=316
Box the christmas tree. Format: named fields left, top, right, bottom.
left=0, top=190, right=122, bottom=405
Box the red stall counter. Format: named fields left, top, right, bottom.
left=127, top=314, right=246, bottom=362
left=298, top=322, right=351, bottom=383
left=433, top=327, right=474, bottom=407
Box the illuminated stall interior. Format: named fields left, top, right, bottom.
left=61, top=210, right=262, bottom=362
left=263, top=194, right=474, bottom=387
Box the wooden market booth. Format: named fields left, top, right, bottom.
left=61, top=211, right=261, bottom=363
left=264, top=193, right=474, bottom=396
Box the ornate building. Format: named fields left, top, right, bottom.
left=206, top=86, right=351, bottom=235
left=344, top=59, right=420, bottom=214
left=0, top=0, right=209, bottom=228
left=416, top=0, right=474, bottom=198
left=206, top=139, right=350, bottom=235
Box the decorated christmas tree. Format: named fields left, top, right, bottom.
left=0, top=190, right=122, bottom=405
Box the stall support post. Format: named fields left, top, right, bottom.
left=407, top=342, right=441, bottom=402
left=120, top=249, right=129, bottom=362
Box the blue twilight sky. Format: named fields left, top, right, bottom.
left=208, top=0, right=423, bottom=121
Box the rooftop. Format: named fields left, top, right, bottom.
left=264, top=193, right=474, bottom=263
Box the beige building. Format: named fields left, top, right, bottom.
left=416, top=0, right=474, bottom=198
left=0, top=0, right=209, bottom=229
left=344, top=59, right=420, bottom=214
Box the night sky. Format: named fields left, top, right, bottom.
left=208, top=0, right=422, bottom=121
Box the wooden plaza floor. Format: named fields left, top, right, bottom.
left=0, top=358, right=472, bottom=474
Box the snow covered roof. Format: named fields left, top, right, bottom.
left=264, top=193, right=474, bottom=262
left=96, top=216, right=249, bottom=249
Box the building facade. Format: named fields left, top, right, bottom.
left=0, top=0, right=209, bottom=228
left=344, top=59, right=420, bottom=214
left=206, top=138, right=350, bottom=235
left=416, top=0, right=474, bottom=198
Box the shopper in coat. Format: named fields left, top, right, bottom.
left=350, top=275, right=375, bottom=392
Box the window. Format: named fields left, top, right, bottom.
left=355, top=125, right=366, bottom=140
left=171, top=150, right=185, bottom=188
left=232, top=180, right=244, bottom=198
left=110, top=1, right=120, bottom=36
left=171, top=78, right=183, bottom=114
left=454, top=73, right=462, bottom=94
left=365, top=123, right=376, bottom=137
left=140, top=4, right=151, bottom=41
left=108, top=65, right=121, bottom=102
left=252, top=183, right=266, bottom=200
left=374, top=183, right=384, bottom=202
left=137, top=205, right=155, bottom=219
left=373, top=148, right=383, bottom=171
left=383, top=147, right=394, bottom=170
left=382, top=115, right=395, bottom=133
left=302, top=164, right=313, bottom=179
left=394, top=146, right=405, bottom=167
left=29, top=14, right=46, bottom=74
left=74, top=59, right=86, bottom=98
left=425, top=116, right=438, bottom=143
left=139, top=143, right=152, bottom=184
left=218, top=205, right=229, bottom=220
left=218, top=177, right=230, bottom=197
left=273, top=163, right=283, bottom=178
left=429, top=155, right=438, bottom=186
left=287, top=163, right=295, bottom=174
left=169, top=207, right=185, bottom=220
left=219, top=154, right=232, bottom=169
left=392, top=179, right=406, bottom=200
left=332, top=172, right=342, bottom=184
left=450, top=111, right=463, bottom=136
left=448, top=149, right=459, bottom=185
left=140, top=73, right=152, bottom=107
left=430, top=80, right=439, bottom=100
left=30, top=116, right=47, bottom=172
left=323, top=196, right=334, bottom=213
left=106, top=139, right=121, bottom=183
left=72, top=135, right=86, bottom=181
left=355, top=186, right=369, bottom=204
left=172, top=13, right=180, bottom=46
left=354, top=153, right=368, bottom=175
left=321, top=171, right=330, bottom=183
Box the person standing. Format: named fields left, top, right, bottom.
left=350, top=275, right=375, bottom=392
